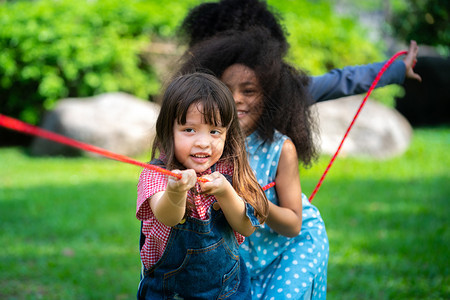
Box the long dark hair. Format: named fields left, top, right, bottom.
left=152, top=72, right=268, bottom=222
left=177, top=29, right=318, bottom=167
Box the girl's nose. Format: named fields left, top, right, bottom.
left=233, top=91, right=242, bottom=104
left=194, top=134, right=210, bottom=148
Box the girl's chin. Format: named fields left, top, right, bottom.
left=189, top=164, right=210, bottom=174
left=238, top=119, right=256, bottom=133
left=238, top=121, right=249, bottom=132
left=241, top=126, right=256, bottom=136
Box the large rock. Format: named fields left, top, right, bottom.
left=314, top=96, right=413, bottom=159
left=30, top=92, right=160, bottom=157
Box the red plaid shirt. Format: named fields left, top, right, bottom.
left=136, top=159, right=245, bottom=269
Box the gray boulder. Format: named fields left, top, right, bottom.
left=314, top=96, right=413, bottom=159
left=30, top=92, right=160, bottom=157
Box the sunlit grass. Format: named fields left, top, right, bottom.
left=300, top=127, right=449, bottom=299
left=1, top=128, right=449, bottom=299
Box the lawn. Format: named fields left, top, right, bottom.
left=1, top=127, right=449, bottom=299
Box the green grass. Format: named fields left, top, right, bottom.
left=1, top=128, right=449, bottom=299
left=301, top=128, right=450, bottom=299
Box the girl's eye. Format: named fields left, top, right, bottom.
left=184, top=128, right=195, bottom=133
left=244, top=86, right=261, bottom=95
left=210, top=129, right=220, bottom=135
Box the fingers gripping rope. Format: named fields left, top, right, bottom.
left=0, top=114, right=208, bottom=183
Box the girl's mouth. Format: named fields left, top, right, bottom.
left=237, top=110, right=248, bottom=118
left=190, top=153, right=210, bottom=163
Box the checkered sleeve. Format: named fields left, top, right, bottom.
left=136, top=167, right=168, bottom=221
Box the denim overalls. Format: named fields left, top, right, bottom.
left=137, top=161, right=259, bottom=299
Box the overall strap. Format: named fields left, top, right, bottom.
left=139, top=160, right=232, bottom=252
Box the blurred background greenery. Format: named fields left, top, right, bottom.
left=1, top=0, right=448, bottom=125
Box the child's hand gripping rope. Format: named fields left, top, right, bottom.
left=0, top=50, right=410, bottom=196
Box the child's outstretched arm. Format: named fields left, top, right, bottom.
left=265, top=139, right=303, bottom=237
left=150, top=169, right=197, bottom=227
left=309, top=40, right=421, bottom=103
left=199, top=172, right=256, bottom=237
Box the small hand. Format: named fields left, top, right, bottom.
left=167, top=169, right=197, bottom=193
left=403, top=40, right=422, bottom=82
left=198, top=171, right=230, bottom=197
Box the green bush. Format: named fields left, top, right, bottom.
left=268, top=0, right=384, bottom=74
left=0, top=0, right=200, bottom=124
left=268, top=0, right=402, bottom=106
left=390, top=0, right=450, bottom=56
left=0, top=0, right=400, bottom=126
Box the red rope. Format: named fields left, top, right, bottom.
left=308, top=50, right=407, bottom=202
left=261, top=181, right=275, bottom=191
left=0, top=114, right=208, bottom=183
left=0, top=51, right=407, bottom=194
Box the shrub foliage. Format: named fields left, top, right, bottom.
left=1, top=0, right=390, bottom=125
left=0, top=0, right=198, bottom=124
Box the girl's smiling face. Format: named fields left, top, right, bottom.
left=173, top=102, right=227, bottom=173
left=221, top=64, right=264, bottom=136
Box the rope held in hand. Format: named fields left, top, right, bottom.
left=0, top=114, right=206, bottom=183
left=0, top=51, right=407, bottom=194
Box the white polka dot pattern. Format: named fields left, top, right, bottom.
left=243, top=131, right=329, bottom=299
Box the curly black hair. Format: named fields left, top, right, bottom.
left=176, top=28, right=318, bottom=167
left=178, top=0, right=288, bottom=52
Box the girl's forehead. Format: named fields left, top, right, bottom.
left=221, top=64, right=258, bottom=85
left=186, top=102, right=205, bottom=114
left=183, top=102, right=223, bottom=125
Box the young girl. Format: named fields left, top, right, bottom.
left=136, top=72, right=269, bottom=299
left=178, top=0, right=422, bottom=102
left=175, top=27, right=353, bottom=299
left=176, top=1, right=420, bottom=298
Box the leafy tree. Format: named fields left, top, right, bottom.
left=0, top=0, right=395, bottom=126
left=268, top=0, right=399, bottom=105
left=0, top=0, right=200, bottom=124
left=389, top=0, right=449, bottom=54
left=268, top=0, right=385, bottom=74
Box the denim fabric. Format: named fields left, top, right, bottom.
left=309, top=59, right=405, bottom=103
left=137, top=204, right=255, bottom=299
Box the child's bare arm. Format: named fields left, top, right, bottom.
left=150, top=169, right=196, bottom=227
left=266, top=139, right=303, bottom=237
left=199, top=173, right=256, bottom=237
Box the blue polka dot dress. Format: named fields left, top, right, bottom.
left=241, top=130, right=329, bottom=299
